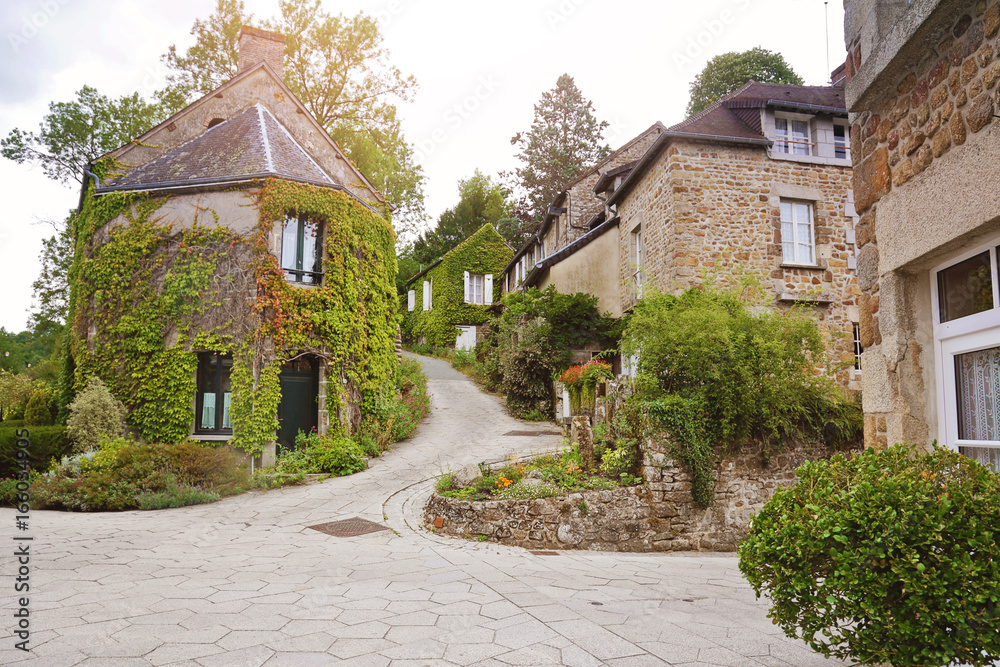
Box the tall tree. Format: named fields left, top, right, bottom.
left=686, top=48, right=803, bottom=117
left=510, top=74, right=609, bottom=226
left=407, top=171, right=514, bottom=268
left=1, top=86, right=180, bottom=185
left=162, top=0, right=425, bottom=235
left=29, top=216, right=73, bottom=335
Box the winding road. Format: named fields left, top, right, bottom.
left=1, top=354, right=844, bottom=666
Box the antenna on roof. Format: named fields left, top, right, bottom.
left=825, top=2, right=832, bottom=84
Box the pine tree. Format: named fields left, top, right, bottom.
left=510, top=74, right=610, bottom=225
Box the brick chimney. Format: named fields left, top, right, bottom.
left=237, top=26, right=286, bottom=77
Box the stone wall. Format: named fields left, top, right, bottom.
left=617, top=139, right=860, bottom=388
left=424, top=440, right=833, bottom=552
left=844, top=0, right=1000, bottom=448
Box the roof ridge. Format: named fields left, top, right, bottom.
left=256, top=104, right=275, bottom=173
left=258, top=104, right=334, bottom=185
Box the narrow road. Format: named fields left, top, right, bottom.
left=1, top=354, right=843, bottom=666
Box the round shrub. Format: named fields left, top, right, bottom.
left=66, top=376, right=126, bottom=453
left=24, top=387, right=56, bottom=426
left=739, top=444, right=1000, bottom=667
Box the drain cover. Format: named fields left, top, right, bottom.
left=308, top=518, right=389, bottom=537
left=503, top=430, right=562, bottom=437
left=529, top=550, right=560, bottom=556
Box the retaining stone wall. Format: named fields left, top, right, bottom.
left=424, top=440, right=833, bottom=552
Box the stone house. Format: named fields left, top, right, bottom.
left=401, top=224, right=513, bottom=350
left=519, top=82, right=862, bottom=389
left=501, top=123, right=666, bottom=294
left=843, top=0, right=1000, bottom=466
left=69, top=26, right=399, bottom=456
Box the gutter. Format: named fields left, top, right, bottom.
left=765, top=99, right=847, bottom=115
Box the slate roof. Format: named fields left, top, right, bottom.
left=669, top=82, right=846, bottom=139
left=100, top=104, right=334, bottom=192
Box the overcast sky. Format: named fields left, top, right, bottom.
left=0, top=0, right=846, bottom=332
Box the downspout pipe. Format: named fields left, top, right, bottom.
left=77, top=162, right=101, bottom=212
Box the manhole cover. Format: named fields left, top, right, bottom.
left=503, top=430, right=562, bottom=437
left=308, top=518, right=389, bottom=537
left=529, top=550, right=560, bottom=556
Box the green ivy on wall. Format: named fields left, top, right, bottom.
left=400, top=224, right=513, bottom=347
left=65, top=171, right=398, bottom=453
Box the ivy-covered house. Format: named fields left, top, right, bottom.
left=65, top=26, right=398, bottom=459
left=400, top=224, right=513, bottom=349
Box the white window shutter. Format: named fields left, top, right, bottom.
left=422, top=281, right=430, bottom=311
left=463, top=271, right=471, bottom=304
left=407, top=290, right=415, bottom=312
left=484, top=274, right=493, bottom=305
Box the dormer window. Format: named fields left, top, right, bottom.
left=281, top=214, right=323, bottom=285
left=774, top=113, right=812, bottom=155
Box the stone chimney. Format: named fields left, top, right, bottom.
left=237, top=25, right=286, bottom=77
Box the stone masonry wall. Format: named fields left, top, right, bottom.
left=845, top=0, right=1000, bottom=448
left=617, top=140, right=860, bottom=388
left=425, top=440, right=833, bottom=552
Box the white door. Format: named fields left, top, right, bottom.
left=455, top=326, right=477, bottom=351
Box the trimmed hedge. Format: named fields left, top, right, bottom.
left=0, top=426, right=72, bottom=477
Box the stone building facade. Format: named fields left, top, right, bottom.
left=607, top=83, right=861, bottom=388
left=502, top=123, right=665, bottom=294
left=844, top=0, right=1000, bottom=463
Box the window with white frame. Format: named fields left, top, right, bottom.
left=780, top=200, right=816, bottom=265
left=631, top=227, right=644, bottom=292
left=774, top=113, right=813, bottom=155
left=464, top=272, right=492, bottom=305
left=932, top=239, right=1000, bottom=471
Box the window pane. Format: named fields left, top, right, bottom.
left=200, top=393, right=216, bottom=431
left=780, top=201, right=792, bottom=220
left=281, top=218, right=298, bottom=280
left=956, top=346, right=1000, bottom=442
left=302, top=219, right=319, bottom=279
left=958, top=446, right=1000, bottom=472
left=794, top=203, right=810, bottom=222
left=938, top=251, right=994, bottom=322
left=797, top=224, right=811, bottom=245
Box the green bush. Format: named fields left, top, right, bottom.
left=276, top=431, right=368, bottom=476
left=24, top=387, right=57, bottom=426
left=25, top=439, right=251, bottom=511
left=624, top=284, right=863, bottom=506
left=739, top=444, right=1000, bottom=667
left=0, top=426, right=72, bottom=477
left=357, top=357, right=430, bottom=452
left=66, top=377, right=126, bottom=453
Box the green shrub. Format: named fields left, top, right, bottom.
left=357, top=357, right=430, bottom=452
left=24, top=439, right=251, bottom=511
left=0, top=419, right=25, bottom=428
left=0, top=426, right=72, bottom=477
left=739, top=444, right=1000, bottom=667
left=624, top=284, right=863, bottom=506
left=599, top=446, right=633, bottom=478
left=24, top=387, right=57, bottom=426
left=66, top=377, right=126, bottom=453
left=276, top=431, right=368, bottom=476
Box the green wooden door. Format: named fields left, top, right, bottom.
left=278, top=358, right=319, bottom=452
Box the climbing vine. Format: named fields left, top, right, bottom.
left=65, top=170, right=398, bottom=453
left=400, top=224, right=513, bottom=347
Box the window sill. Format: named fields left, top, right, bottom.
left=190, top=434, right=231, bottom=442
left=777, top=291, right=833, bottom=304
left=769, top=152, right=852, bottom=168
left=780, top=262, right=826, bottom=271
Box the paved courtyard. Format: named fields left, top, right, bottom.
left=1, top=354, right=845, bottom=666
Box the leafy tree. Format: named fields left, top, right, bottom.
left=30, top=217, right=73, bottom=335
left=162, top=0, right=425, bottom=235
left=510, top=74, right=610, bottom=225
left=686, top=47, right=803, bottom=117
left=1, top=86, right=180, bottom=186
left=407, top=171, right=515, bottom=267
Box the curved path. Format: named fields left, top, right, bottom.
left=1, top=354, right=843, bottom=666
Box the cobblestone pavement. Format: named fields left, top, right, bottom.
left=1, top=354, right=845, bottom=666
